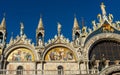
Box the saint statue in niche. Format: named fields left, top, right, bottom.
left=38, top=39, right=43, bottom=46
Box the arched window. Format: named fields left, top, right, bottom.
left=75, top=32, right=80, bottom=40
left=89, top=40, right=120, bottom=70
left=16, top=66, right=23, bottom=75
left=38, top=33, right=43, bottom=40
left=58, top=65, right=64, bottom=75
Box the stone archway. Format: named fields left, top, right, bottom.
left=84, top=33, right=120, bottom=60
left=43, top=44, right=78, bottom=61
left=99, top=65, right=120, bottom=75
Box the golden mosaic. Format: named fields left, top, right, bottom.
left=7, top=48, right=35, bottom=61
left=45, top=47, right=76, bottom=61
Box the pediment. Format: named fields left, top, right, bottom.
left=7, top=34, right=34, bottom=48
left=45, top=35, right=70, bottom=46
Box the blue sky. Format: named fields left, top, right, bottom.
left=0, top=0, right=120, bottom=43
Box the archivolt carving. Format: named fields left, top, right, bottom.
left=84, top=33, right=120, bottom=59
left=99, top=65, right=120, bottom=75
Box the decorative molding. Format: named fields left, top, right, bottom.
left=100, top=65, right=120, bottom=75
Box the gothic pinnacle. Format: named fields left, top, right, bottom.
left=38, top=17, right=44, bottom=30
left=73, top=16, right=79, bottom=29
left=1, top=16, right=6, bottom=29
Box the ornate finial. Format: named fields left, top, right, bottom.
left=73, top=16, right=79, bottom=29
left=57, top=22, right=61, bottom=36
left=101, top=2, right=106, bottom=16
left=38, top=16, right=44, bottom=29
left=1, top=13, right=6, bottom=29
left=108, top=14, right=113, bottom=22
left=81, top=17, right=85, bottom=27
left=20, top=22, right=24, bottom=36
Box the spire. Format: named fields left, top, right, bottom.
left=73, top=16, right=79, bottom=29
left=20, top=22, right=24, bottom=36
left=36, top=16, right=45, bottom=46
left=38, top=17, right=44, bottom=30
left=100, top=2, right=106, bottom=16
left=81, top=17, right=85, bottom=28
left=1, top=14, right=6, bottom=29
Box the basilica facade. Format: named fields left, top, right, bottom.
left=0, top=3, right=120, bottom=75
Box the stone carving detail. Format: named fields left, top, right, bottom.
left=45, top=34, right=70, bottom=46
left=77, top=48, right=83, bottom=57
left=75, top=38, right=80, bottom=46
left=108, top=14, right=113, bottom=23
left=100, top=65, right=120, bottom=75
left=102, top=24, right=114, bottom=32
left=7, top=34, right=34, bottom=48
left=92, top=20, right=97, bottom=30
left=82, top=26, right=87, bottom=37
left=97, top=14, right=102, bottom=23
left=101, top=3, right=106, bottom=16
left=90, top=54, right=96, bottom=69
left=38, top=39, right=43, bottom=46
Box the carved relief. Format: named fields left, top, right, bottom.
left=102, top=24, right=114, bottom=32
left=100, top=65, right=120, bottom=75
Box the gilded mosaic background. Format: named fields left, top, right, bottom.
left=45, top=47, right=76, bottom=61
left=7, top=48, right=35, bottom=61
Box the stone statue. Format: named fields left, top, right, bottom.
left=75, top=38, right=80, bottom=46
left=38, top=39, right=43, bottom=46
left=88, top=28, right=92, bottom=33
left=92, top=20, right=97, bottom=30
left=97, top=14, right=102, bottom=23
left=20, top=22, right=24, bottom=36
left=101, top=2, right=106, bottom=15
left=82, top=26, right=87, bottom=37
left=90, top=54, right=96, bottom=69
left=57, top=23, right=61, bottom=36
left=77, top=48, right=82, bottom=56
left=100, top=54, right=106, bottom=70
left=108, top=14, right=113, bottom=22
